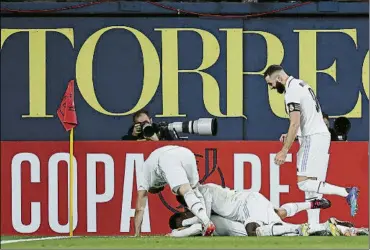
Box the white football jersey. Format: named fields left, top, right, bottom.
left=284, top=76, right=329, bottom=137
left=211, top=215, right=248, bottom=236
left=137, top=145, right=181, bottom=191
left=198, top=183, right=251, bottom=223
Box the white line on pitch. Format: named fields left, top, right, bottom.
left=1, top=236, right=80, bottom=245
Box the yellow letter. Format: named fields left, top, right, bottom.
left=242, top=31, right=285, bottom=118
left=362, top=51, right=369, bottom=99
left=156, top=28, right=224, bottom=117
left=76, top=26, right=160, bottom=116
left=294, top=29, right=361, bottom=118
left=220, top=28, right=245, bottom=118
left=1, top=28, right=74, bottom=118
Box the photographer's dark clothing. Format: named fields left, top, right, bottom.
left=329, top=127, right=338, bottom=141
left=121, top=126, right=140, bottom=140
left=121, top=125, right=175, bottom=141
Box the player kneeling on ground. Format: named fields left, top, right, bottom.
left=134, top=145, right=215, bottom=237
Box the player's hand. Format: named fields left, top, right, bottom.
left=145, top=133, right=159, bottom=141
left=279, top=133, right=287, bottom=142
left=274, top=150, right=288, bottom=165
left=132, top=123, right=142, bottom=136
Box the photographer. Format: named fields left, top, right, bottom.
left=322, top=113, right=351, bottom=141
left=121, top=109, right=175, bottom=141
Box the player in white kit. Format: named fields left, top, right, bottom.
left=134, top=145, right=215, bottom=236
left=168, top=211, right=368, bottom=237
left=168, top=183, right=337, bottom=237
left=263, top=65, right=359, bottom=224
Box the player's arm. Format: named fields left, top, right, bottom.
left=134, top=190, right=148, bottom=236
left=169, top=224, right=203, bottom=237
left=282, top=103, right=300, bottom=153
left=182, top=216, right=201, bottom=227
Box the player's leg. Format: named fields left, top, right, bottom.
left=211, top=215, right=247, bottom=236
left=297, top=134, right=359, bottom=218
left=159, top=148, right=215, bottom=236
left=256, top=222, right=302, bottom=236
left=307, top=219, right=341, bottom=236
left=277, top=198, right=331, bottom=219
left=245, top=192, right=283, bottom=226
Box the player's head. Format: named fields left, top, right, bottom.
left=245, top=222, right=260, bottom=236
left=168, top=211, right=195, bottom=230
left=263, top=65, right=288, bottom=94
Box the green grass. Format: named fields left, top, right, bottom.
left=1, top=236, right=369, bottom=249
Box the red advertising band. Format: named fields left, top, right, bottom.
left=0, top=141, right=368, bottom=235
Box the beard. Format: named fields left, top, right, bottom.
left=275, top=81, right=285, bottom=94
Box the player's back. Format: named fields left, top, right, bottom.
left=198, top=183, right=249, bottom=222
left=144, top=145, right=181, bottom=169
left=285, top=77, right=329, bottom=136
left=140, top=145, right=181, bottom=189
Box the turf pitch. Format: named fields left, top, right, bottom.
left=1, top=236, right=369, bottom=249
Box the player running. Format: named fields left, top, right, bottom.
left=134, top=145, right=215, bottom=237
left=263, top=65, right=359, bottom=224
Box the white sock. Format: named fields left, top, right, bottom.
left=272, top=223, right=301, bottom=236
left=308, top=222, right=328, bottom=235
left=306, top=192, right=322, bottom=224
left=183, top=190, right=210, bottom=225
left=298, top=180, right=348, bottom=197
left=307, top=209, right=320, bottom=225
left=280, top=202, right=311, bottom=217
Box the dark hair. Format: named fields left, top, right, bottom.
left=322, top=112, right=329, bottom=120
left=168, top=211, right=195, bottom=230
left=263, top=65, right=283, bottom=78
left=245, top=222, right=260, bottom=236
left=169, top=212, right=184, bottom=230
left=133, top=109, right=150, bottom=122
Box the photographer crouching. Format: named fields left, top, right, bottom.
left=121, top=110, right=175, bottom=141
left=121, top=109, right=218, bottom=141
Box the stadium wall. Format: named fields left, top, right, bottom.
left=1, top=141, right=368, bottom=235
left=0, top=1, right=369, bottom=235
left=0, top=1, right=369, bottom=141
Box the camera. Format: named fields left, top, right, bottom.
left=333, top=116, right=351, bottom=141
left=140, top=121, right=158, bottom=138
left=140, top=118, right=218, bottom=139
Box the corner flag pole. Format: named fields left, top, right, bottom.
left=57, top=80, right=78, bottom=237
left=69, top=127, right=74, bottom=237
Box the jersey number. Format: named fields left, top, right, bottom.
left=308, top=88, right=321, bottom=112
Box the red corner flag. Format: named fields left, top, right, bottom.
left=57, top=80, right=78, bottom=131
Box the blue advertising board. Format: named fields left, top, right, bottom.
left=0, top=2, right=369, bottom=141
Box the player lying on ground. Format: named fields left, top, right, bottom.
left=134, top=145, right=215, bottom=237
left=193, top=183, right=331, bottom=235
left=264, top=65, right=359, bottom=224
left=168, top=211, right=368, bottom=237
left=172, top=183, right=337, bottom=237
